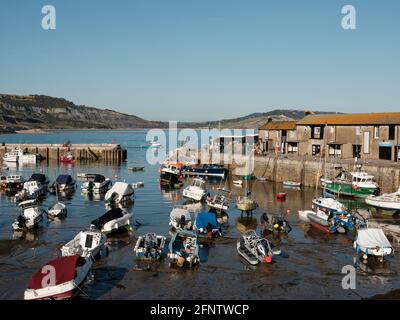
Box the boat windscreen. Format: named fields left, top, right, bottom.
left=91, top=208, right=124, bottom=229
left=29, top=174, right=46, bottom=183
left=56, top=175, right=72, bottom=184
left=94, top=175, right=105, bottom=183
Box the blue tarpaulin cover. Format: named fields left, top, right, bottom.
left=195, top=212, right=218, bottom=230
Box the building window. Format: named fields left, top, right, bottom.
left=287, top=142, right=298, bottom=154
left=353, top=145, right=361, bottom=159
left=379, top=146, right=392, bottom=160
left=363, top=131, right=370, bottom=154
left=389, top=125, right=395, bottom=140
left=312, top=144, right=321, bottom=156
left=356, top=127, right=362, bottom=135
left=329, top=144, right=342, bottom=158
left=311, top=126, right=324, bottom=139
left=374, top=126, right=380, bottom=139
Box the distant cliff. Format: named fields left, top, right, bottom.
left=0, top=94, right=167, bottom=131
left=0, top=93, right=336, bottom=132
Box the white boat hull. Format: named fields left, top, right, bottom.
left=24, top=258, right=92, bottom=300
left=365, top=197, right=400, bottom=211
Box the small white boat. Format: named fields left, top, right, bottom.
left=131, top=181, right=144, bottom=188
left=354, top=228, right=393, bottom=260
left=81, top=174, right=112, bottom=194
left=169, top=208, right=193, bottom=230
left=0, top=174, right=25, bottom=190
left=48, top=202, right=67, bottom=218
left=365, top=188, right=400, bottom=211
left=14, top=180, right=46, bottom=202
left=12, top=200, right=44, bottom=231
left=283, top=181, right=301, bottom=187
left=51, top=174, right=76, bottom=192
left=134, top=233, right=166, bottom=261
left=61, top=229, right=107, bottom=258
left=298, top=210, right=314, bottom=223
left=24, top=255, right=92, bottom=300
left=233, top=180, right=243, bottom=186
left=3, top=147, right=37, bottom=163
left=105, top=182, right=134, bottom=204
left=236, top=196, right=258, bottom=212
left=141, top=141, right=162, bottom=149
left=90, top=208, right=133, bottom=234
left=206, top=188, right=231, bottom=211
left=128, top=166, right=145, bottom=172
left=237, top=230, right=281, bottom=266
left=182, top=178, right=208, bottom=202
left=312, top=197, right=346, bottom=213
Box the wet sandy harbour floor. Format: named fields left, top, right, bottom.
left=1, top=130, right=400, bottom=300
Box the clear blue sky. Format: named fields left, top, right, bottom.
left=0, top=0, right=399, bottom=121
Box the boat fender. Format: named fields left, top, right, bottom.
left=264, top=256, right=272, bottom=264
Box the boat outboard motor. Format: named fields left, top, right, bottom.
left=179, top=215, right=186, bottom=229
left=17, top=215, right=27, bottom=228
left=88, top=181, right=94, bottom=192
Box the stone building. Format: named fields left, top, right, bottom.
left=296, top=113, right=400, bottom=162
left=258, top=120, right=298, bottom=154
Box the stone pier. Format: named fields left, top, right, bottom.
left=0, top=143, right=127, bottom=163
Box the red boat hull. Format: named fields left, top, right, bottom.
left=309, top=220, right=331, bottom=234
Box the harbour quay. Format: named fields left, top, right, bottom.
left=0, top=143, right=127, bottom=163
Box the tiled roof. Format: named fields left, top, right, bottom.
left=297, top=113, right=400, bottom=125
left=259, top=121, right=297, bottom=130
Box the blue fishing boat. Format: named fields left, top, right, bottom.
left=194, top=212, right=221, bottom=238
left=168, top=229, right=199, bottom=268
left=182, top=164, right=227, bottom=179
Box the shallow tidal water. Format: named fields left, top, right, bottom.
left=1, top=130, right=400, bottom=300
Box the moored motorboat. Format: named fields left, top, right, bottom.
left=283, top=181, right=301, bottom=188
left=14, top=181, right=46, bottom=203
left=194, top=212, right=221, bottom=238
left=24, top=255, right=92, bottom=300
left=159, top=163, right=184, bottom=188
left=298, top=210, right=314, bottom=222
left=3, top=147, right=37, bottom=163
left=81, top=174, right=112, bottom=193
left=28, top=173, right=49, bottom=187
left=48, top=202, right=67, bottom=218
left=168, top=229, right=199, bottom=268
left=206, top=188, right=231, bottom=212
left=320, top=165, right=379, bottom=198
left=233, top=180, right=243, bottom=187
left=182, top=178, right=208, bottom=202
left=90, top=207, right=133, bottom=234
left=354, top=228, right=393, bottom=261
left=131, top=181, right=144, bottom=188
left=236, top=195, right=258, bottom=213
left=128, top=166, right=145, bottom=172
left=50, top=174, right=76, bottom=192
left=237, top=230, right=281, bottom=265
left=60, top=152, right=74, bottom=164
left=12, top=199, right=44, bottom=231
left=134, top=233, right=166, bottom=261
left=169, top=208, right=193, bottom=230
left=105, top=182, right=134, bottom=204
left=61, top=229, right=107, bottom=258
left=260, top=213, right=292, bottom=233
left=182, top=164, right=227, bottom=179
left=365, top=188, right=400, bottom=211
left=0, top=174, right=25, bottom=190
